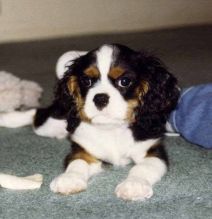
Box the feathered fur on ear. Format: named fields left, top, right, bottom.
left=130, top=54, right=180, bottom=140
left=54, top=70, right=80, bottom=133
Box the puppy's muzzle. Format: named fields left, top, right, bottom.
left=93, top=93, right=110, bottom=110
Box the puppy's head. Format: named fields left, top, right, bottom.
left=56, top=44, right=179, bottom=130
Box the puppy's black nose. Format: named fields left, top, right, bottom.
left=93, top=93, right=110, bottom=110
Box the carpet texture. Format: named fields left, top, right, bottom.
left=0, top=25, right=212, bottom=219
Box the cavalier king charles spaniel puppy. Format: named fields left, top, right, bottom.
left=1, top=44, right=180, bottom=201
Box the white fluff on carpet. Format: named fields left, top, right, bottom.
left=0, top=173, right=43, bottom=190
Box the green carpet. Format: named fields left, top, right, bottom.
left=0, top=25, right=212, bottom=218
left=0, top=128, right=211, bottom=219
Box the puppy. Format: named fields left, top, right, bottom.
left=1, top=44, right=180, bottom=201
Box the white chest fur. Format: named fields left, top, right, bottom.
left=72, top=122, right=159, bottom=166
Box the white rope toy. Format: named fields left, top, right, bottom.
left=0, top=173, right=43, bottom=190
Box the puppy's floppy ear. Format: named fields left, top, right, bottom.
left=54, top=69, right=80, bottom=133
left=140, top=54, right=180, bottom=114
left=131, top=53, right=180, bottom=140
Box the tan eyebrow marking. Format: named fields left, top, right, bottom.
left=108, top=67, right=125, bottom=79
left=84, top=66, right=100, bottom=78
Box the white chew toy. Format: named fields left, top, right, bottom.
left=0, top=173, right=43, bottom=190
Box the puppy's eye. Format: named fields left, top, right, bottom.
left=81, top=76, right=92, bottom=87
left=117, top=77, right=132, bottom=88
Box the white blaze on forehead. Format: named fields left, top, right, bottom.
left=96, top=45, right=114, bottom=79
left=84, top=44, right=128, bottom=124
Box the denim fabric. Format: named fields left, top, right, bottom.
left=169, top=84, right=212, bottom=148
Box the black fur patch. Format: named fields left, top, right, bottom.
left=34, top=106, right=52, bottom=128
left=146, top=143, right=169, bottom=166
left=34, top=94, right=73, bottom=128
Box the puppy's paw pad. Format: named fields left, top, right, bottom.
left=50, top=173, right=87, bottom=195
left=115, top=179, right=153, bottom=201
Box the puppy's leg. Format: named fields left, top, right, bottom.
left=50, top=142, right=102, bottom=195
left=33, top=105, right=68, bottom=139
left=115, top=144, right=168, bottom=201
left=33, top=108, right=68, bottom=139
left=0, top=109, right=36, bottom=128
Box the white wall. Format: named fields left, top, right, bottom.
left=0, top=0, right=212, bottom=43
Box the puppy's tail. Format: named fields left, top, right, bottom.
left=0, top=109, right=36, bottom=128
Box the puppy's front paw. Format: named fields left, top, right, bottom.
left=115, top=178, right=153, bottom=201
left=50, top=173, right=87, bottom=195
